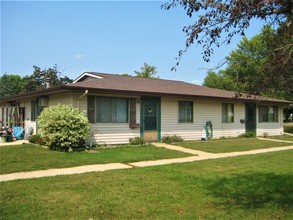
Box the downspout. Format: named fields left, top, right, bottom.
left=35, top=100, right=39, bottom=134
left=77, top=90, right=88, bottom=110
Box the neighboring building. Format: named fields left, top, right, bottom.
left=0, top=72, right=291, bottom=144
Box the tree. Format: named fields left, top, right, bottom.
left=162, top=0, right=292, bottom=67
left=0, top=74, right=23, bottom=98
left=261, top=22, right=293, bottom=99
left=22, top=65, right=73, bottom=92
left=134, top=63, right=159, bottom=78
left=203, top=26, right=292, bottom=100
left=38, top=104, right=90, bottom=151
left=203, top=70, right=236, bottom=91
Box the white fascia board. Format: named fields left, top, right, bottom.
left=73, top=72, right=103, bottom=83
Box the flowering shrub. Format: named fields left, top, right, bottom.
left=161, top=135, right=183, bottom=144
left=28, top=134, right=44, bottom=145
left=38, top=104, right=90, bottom=151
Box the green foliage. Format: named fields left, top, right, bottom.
left=238, top=132, right=256, bottom=138
left=0, top=65, right=73, bottom=97
left=134, top=63, right=158, bottom=78
left=203, top=70, right=236, bottom=91
left=162, top=0, right=291, bottom=65
left=22, top=65, right=73, bottom=92
left=28, top=134, right=44, bottom=145
left=129, top=137, right=146, bottom=145
left=203, top=25, right=292, bottom=100
left=0, top=74, right=23, bottom=98
left=38, top=105, right=90, bottom=151
left=161, top=135, right=183, bottom=144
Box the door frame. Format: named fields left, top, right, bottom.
left=245, top=103, right=257, bottom=135
left=140, top=97, right=161, bottom=142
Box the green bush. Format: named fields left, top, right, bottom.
left=161, top=135, right=183, bottom=144
left=238, top=132, right=256, bottom=138
left=38, top=104, right=90, bottom=151
left=28, top=134, right=44, bottom=145
left=129, top=137, right=146, bottom=145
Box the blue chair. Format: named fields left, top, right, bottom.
left=13, top=126, right=24, bottom=140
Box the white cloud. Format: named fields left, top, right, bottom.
left=75, top=54, right=84, bottom=60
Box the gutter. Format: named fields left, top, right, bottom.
left=77, top=90, right=88, bottom=110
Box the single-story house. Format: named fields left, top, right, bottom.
left=0, top=72, right=291, bottom=144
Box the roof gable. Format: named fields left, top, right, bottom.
left=73, top=72, right=103, bottom=83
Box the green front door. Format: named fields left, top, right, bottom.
left=245, top=103, right=256, bottom=135
left=141, top=97, right=161, bottom=142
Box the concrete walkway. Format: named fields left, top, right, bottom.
left=0, top=163, right=131, bottom=182
left=151, top=142, right=215, bottom=156
left=1, top=142, right=293, bottom=182
left=0, top=139, right=29, bottom=146
left=258, top=137, right=293, bottom=144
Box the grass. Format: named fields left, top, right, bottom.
left=175, top=138, right=292, bottom=153
left=0, top=150, right=292, bottom=219
left=267, top=135, right=293, bottom=142
left=284, top=124, right=293, bottom=134
left=0, top=144, right=191, bottom=174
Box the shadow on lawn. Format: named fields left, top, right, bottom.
left=205, top=172, right=293, bottom=210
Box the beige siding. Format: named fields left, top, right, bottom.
left=256, top=106, right=284, bottom=136
left=1, top=92, right=285, bottom=144
left=77, top=94, right=88, bottom=115
left=161, top=98, right=198, bottom=140
left=90, top=124, right=139, bottom=144
left=49, top=93, right=75, bottom=106
left=161, top=98, right=246, bottom=140
left=84, top=94, right=141, bottom=144
left=22, top=100, right=37, bottom=134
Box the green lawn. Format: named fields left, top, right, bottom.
left=0, top=144, right=191, bottom=174
left=284, top=124, right=293, bottom=134
left=175, top=138, right=292, bottom=153
left=268, top=135, right=293, bottom=142
left=1, top=150, right=292, bottom=219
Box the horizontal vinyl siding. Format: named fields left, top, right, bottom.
left=161, top=98, right=246, bottom=140
left=161, top=98, right=198, bottom=140
left=22, top=100, right=37, bottom=134
left=256, top=106, right=283, bottom=136
left=49, top=93, right=75, bottom=106
left=85, top=94, right=141, bottom=144
left=76, top=93, right=88, bottom=116
left=90, top=124, right=140, bottom=144
left=217, top=103, right=246, bottom=137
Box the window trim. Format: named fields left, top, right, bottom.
left=88, top=96, right=129, bottom=124
left=178, top=101, right=193, bottom=123
left=258, top=105, right=278, bottom=123
left=222, top=103, right=234, bottom=123
left=31, top=100, right=44, bottom=122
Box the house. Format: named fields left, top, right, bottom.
left=0, top=72, right=291, bottom=144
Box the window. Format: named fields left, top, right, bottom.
left=259, top=106, right=278, bottom=122
left=222, top=103, right=234, bottom=123
left=178, top=101, right=193, bottom=123
left=95, top=97, right=128, bottom=123
left=31, top=100, right=44, bottom=121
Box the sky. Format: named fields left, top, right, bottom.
left=1, top=0, right=265, bottom=85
